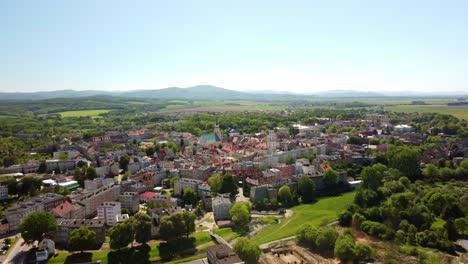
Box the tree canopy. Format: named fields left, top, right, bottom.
left=68, top=226, right=97, bottom=254
left=20, top=212, right=57, bottom=244
left=298, top=176, right=316, bottom=203
left=233, top=238, right=261, bottom=264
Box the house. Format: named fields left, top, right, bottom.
left=212, top=194, right=233, bottom=221
left=207, top=244, right=244, bottom=264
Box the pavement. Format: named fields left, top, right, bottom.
left=2, top=237, right=31, bottom=264
left=235, top=187, right=249, bottom=203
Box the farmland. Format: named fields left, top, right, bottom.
left=385, top=104, right=468, bottom=120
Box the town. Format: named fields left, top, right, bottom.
left=0, top=105, right=467, bottom=264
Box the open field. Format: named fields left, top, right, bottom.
left=58, top=109, right=113, bottom=118
left=385, top=105, right=468, bottom=120
left=251, top=192, right=355, bottom=245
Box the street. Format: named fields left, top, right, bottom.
left=2, top=237, right=30, bottom=264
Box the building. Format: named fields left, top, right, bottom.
left=55, top=219, right=106, bottom=247
left=0, top=185, right=8, bottom=200
left=97, top=201, right=121, bottom=226
left=71, top=184, right=120, bottom=218
left=120, top=192, right=140, bottom=214
left=4, top=193, right=64, bottom=231
left=174, top=178, right=203, bottom=196
left=52, top=200, right=85, bottom=219
left=207, top=244, right=244, bottom=264
left=212, top=194, right=233, bottom=221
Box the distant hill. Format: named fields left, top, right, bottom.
left=0, top=85, right=307, bottom=101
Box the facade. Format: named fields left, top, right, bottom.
left=174, top=178, right=203, bottom=196
left=55, top=219, right=106, bottom=247
left=4, top=193, right=64, bottom=231
left=0, top=185, right=8, bottom=200
left=207, top=244, right=244, bottom=264
left=120, top=192, right=140, bottom=214
left=71, top=184, right=120, bottom=218
left=212, top=194, right=233, bottom=221
left=97, top=201, right=121, bottom=226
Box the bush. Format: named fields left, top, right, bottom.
left=360, top=220, right=395, bottom=240
left=338, top=210, right=352, bottom=227
left=315, top=227, right=339, bottom=254
left=354, top=243, right=372, bottom=261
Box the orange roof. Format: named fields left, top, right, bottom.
left=52, top=200, right=73, bottom=218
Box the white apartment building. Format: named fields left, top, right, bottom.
left=97, top=201, right=121, bottom=226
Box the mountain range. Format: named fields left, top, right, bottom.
left=0, top=85, right=463, bottom=101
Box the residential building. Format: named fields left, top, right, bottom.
left=0, top=185, right=8, bottom=200
left=71, top=184, right=120, bottom=218
left=97, top=201, right=121, bottom=226
left=5, top=193, right=64, bottom=231
left=212, top=194, right=233, bottom=221
left=55, top=219, right=106, bottom=247
left=207, top=244, right=244, bottom=264
left=120, top=192, right=140, bottom=214
left=174, top=178, right=203, bottom=196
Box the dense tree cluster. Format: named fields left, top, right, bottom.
left=233, top=238, right=261, bottom=264
left=229, top=202, right=251, bottom=229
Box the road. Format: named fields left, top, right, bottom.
left=2, top=237, right=31, bottom=264
left=235, top=187, right=249, bottom=202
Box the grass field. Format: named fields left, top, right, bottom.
left=58, top=109, right=113, bottom=118
left=47, top=231, right=215, bottom=264
left=385, top=105, right=468, bottom=120
left=251, top=192, right=355, bottom=245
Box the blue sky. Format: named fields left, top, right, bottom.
left=1, top=0, right=467, bottom=93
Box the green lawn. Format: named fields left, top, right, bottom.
left=214, top=227, right=242, bottom=242
left=251, top=192, right=355, bottom=245
left=48, top=232, right=214, bottom=264
left=385, top=105, right=468, bottom=120
left=58, top=109, right=113, bottom=118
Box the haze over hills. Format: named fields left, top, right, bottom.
left=0, top=85, right=465, bottom=101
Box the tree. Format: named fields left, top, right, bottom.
left=37, top=161, right=47, bottom=173
left=387, top=147, right=421, bottom=180
left=229, top=202, right=251, bottom=228
left=208, top=173, right=223, bottom=193
left=108, top=221, right=134, bottom=249
left=119, top=155, right=130, bottom=171
left=159, top=211, right=196, bottom=241
left=20, top=212, right=57, bottom=244
left=20, top=176, right=42, bottom=197
left=315, top=227, right=339, bottom=253
left=334, top=234, right=356, bottom=263
left=182, top=188, right=198, bottom=206
left=220, top=173, right=237, bottom=195
left=278, top=185, right=293, bottom=206
left=323, top=168, right=338, bottom=189
left=347, top=136, right=362, bottom=145
left=134, top=212, right=152, bottom=244
left=286, top=155, right=295, bottom=165
left=422, top=164, right=440, bottom=181
left=68, top=226, right=96, bottom=254
left=298, top=176, right=316, bottom=203
left=233, top=238, right=261, bottom=264
left=297, top=224, right=319, bottom=247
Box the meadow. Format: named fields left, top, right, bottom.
left=250, top=192, right=355, bottom=245
left=58, top=109, right=113, bottom=118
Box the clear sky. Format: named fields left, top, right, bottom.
left=1, top=0, right=467, bottom=93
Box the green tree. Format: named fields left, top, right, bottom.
left=454, top=217, right=468, bottom=236
left=220, top=173, right=237, bottom=195
left=315, top=227, right=339, bottom=253
left=159, top=211, right=196, bottom=241
left=387, top=146, right=421, bottom=180
left=334, top=234, right=356, bottom=263
left=208, top=173, right=223, bottom=193
left=233, top=238, right=261, bottom=264
left=182, top=188, right=198, bottom=206
left=298, top=176, right=316, bottom=203
left=297, top=224, right=319, bottom=247
left=278, top=185, right=293, bottom=206
left=108, top=221, right=134, bottom=249
left=229, top=202, right=251, bottom=228
left=20, top=212, right=57, bottom=244
left=422, top=164, right=440, bottom=181
left=323, top=168, right=338, bottom=189
left=67, top=226, right=97, bottom=254
left=134, top=212, right=152, bottom=244
left=119, top=155, right=131, bottom=171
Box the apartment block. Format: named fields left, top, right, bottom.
left=97, top=201, right=121, bottom=226
left=119, top=192, right=140, bottom=214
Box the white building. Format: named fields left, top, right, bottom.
left=212, top=194, right=233, bottom=221
left=97, top=201, right=121, bottom=226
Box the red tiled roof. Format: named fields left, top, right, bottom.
left=52, top=200, right=73, bottom=218
left=140, top=191, right=158, bottom=199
